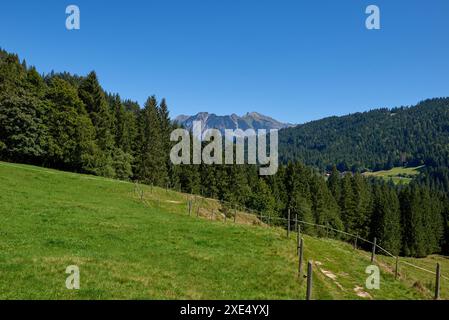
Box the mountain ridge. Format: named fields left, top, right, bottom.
left=174, top=111, right=294, bottom=133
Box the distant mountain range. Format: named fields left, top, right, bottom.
left=174, top=112, right=294, bottom=134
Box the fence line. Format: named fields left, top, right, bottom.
left=207, top=195, right=449, bottom=286
left=399, top=260, right=449, bottom=281
left=177, top=188, right=449, bottom=282
left=135, top=182, right=449, bottom=295
left=294, top=218, right=448, bottom=284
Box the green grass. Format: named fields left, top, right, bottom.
left=0, top=161, right=446, bottom=300
left=376, top=254, right=449, bottom=299
left=362, top=166, right=424, bottom=185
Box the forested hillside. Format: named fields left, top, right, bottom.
left=1, top=49, right=449, bottom=258
left=279, top=99, right=449, bottom=172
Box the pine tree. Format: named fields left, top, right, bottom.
left=108, top=94, right=134, bottom=180
left=267, top=165, right=288, bottom=215
left=285, top=162, right=314, bottom=232
left=328, top=165, right=341, bottom=202
left=179, top=164, right=201, bottom=194
left=370, top=184, right=402, bottom=255
left=247, top=178, right=276, bottom=218
left=78, top=72, right=115, bottom=177
left=200, top=164, right=220, bottom=198
left=421, top=188, right=444, bottom=254
left=310, top=174, right=343, bottom=235
left=158, top=98, right=173, bottom=187
left=339, top=173, right=357, bottom=234
left=136, top=96, right=167, bottom=186
left=442, top=199, right=449, bottom=254
left=351, top=173, right=372, bottom=239
left=400, top=186, right=427, bottom=257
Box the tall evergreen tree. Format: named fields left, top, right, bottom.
left=370, top=184, right=402, bottom=255
left=158, top=98, right=174, bottom=187
left=310, top=174, right=343, bottom=235
left=285, top=162, right=314, bottom=231
left=328, top=165, right=341, bottom=202
left=339, top=174, right=357, bottom=234
left=78, top=71, right=115, bottom=177
left=136, top=96, right=167, bottom=186
left=351, top=173, right=372, bottom=239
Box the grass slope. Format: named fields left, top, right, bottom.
left=0, top=161, right=446, bottom=300
left=362, top=166, right=424, bottom=185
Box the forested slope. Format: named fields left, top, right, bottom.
left=279, top=98, right=449, bottom=172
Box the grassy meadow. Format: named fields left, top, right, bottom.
left=0, top=161, right=447, bottom=300
left=362, top=166, right=424, bottom=185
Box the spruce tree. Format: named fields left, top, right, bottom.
left=370, top=184, right=402, bottom=255
left=351, top=173, right=372, bottom=239
left=310, top=174, right=343, bottom=235
left=328, top=165, right=341, bottom=202
left=78, top=72, right=115, bottom=177
left=136, top=96, right=167, bottom=186
left=158, top=98, right=173, bottom=187
left=285, top=162, right=314, bottom=232
left=339, top=173, right=357, bottom=233
left=400, top=186, right=427, bottom=257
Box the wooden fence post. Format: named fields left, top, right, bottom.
left=234, top=208, right=237, bottom=223
left=188, top=200, right=192, bottom=216
left=297, top=224, right=301, bottom=256
left=435, top=263, right=441, bottom=300
left=298, top=238, right=304, bottom=278
left=354, top=234, right=358, bottom=250
left=224, top=211, right=227, bottom=223
left=306, top=261, right=313, bottom=300
left=371, top=237, right=377, bottom=263
left=287, top=209, right=291, bottom=238
left=395, top=256, right=399, bottom=280
left=295, top=214, right=298, bottom=235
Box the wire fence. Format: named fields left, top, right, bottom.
left=135, top=182, right=448, bottom=299
left=205, top=196, right=449, bottom=285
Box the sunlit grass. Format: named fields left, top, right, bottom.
left=362, top=166, right=424, bottom=185
left=0, top=161, right=443, bottom=300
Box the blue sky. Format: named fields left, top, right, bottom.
left=1, top=0, right=448, bottom=123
